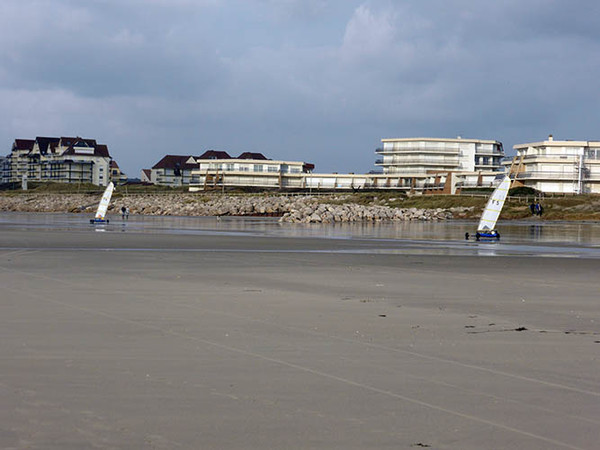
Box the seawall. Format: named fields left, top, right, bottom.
left=0, top=193, right=452, bottom=223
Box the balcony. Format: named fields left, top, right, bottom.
left=383, top=156, right=460, bottom=166
left=375, top=147, right=460, bottom=155
left=475, top=165, right=506, bottom=172
left=516, top=169, right=600, bottom=181
left=475, top=150, right=504, bottom=156
left=515, top=171, right=579, bottom=180
left=389, top=149, right=460, bottom=156
left=522, top=154, right=579, bottom=161
left=475, top=163, right=504, bottom=169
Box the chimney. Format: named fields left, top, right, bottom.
left=548, top=134, right=553, bottom=141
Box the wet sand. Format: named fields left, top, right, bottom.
left=1, top=228, right=599, bottom=449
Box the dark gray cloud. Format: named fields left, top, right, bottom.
left=1, top=0, right=599, bottom=177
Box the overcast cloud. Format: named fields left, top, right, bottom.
left=1, top=0, right=599, bottom=176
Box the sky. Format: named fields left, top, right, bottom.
left=1, top=0, right=600, bottom=177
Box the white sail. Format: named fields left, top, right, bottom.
left=94, top=182, right=114, bottom=220
left=477, top=176, right=511, bottom=232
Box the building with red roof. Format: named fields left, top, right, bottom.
left=144, top=151, right=314, bottom=188
left=191, top=151, right=314, bottom=190
left=6, top=136, right=122, bottom=186
left=142, top=155, right=200, bottom=187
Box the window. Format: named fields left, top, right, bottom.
left=254, top=165, right=263, bottom=172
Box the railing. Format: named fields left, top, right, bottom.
left=522, top=154, right=578, bottom=160
left=376, top=149, right=461, bottom=155
left=474, top=150, right=504, bottom=155
left=387, top=158, right=460, bottom=165
left=474, top=164, right=504, bottom=169
left=515, top=171, right=579, bottom=180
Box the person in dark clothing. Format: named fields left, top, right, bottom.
left=529, top=202, right=536, bottom=215
left=535, top=202, right=542, bottom=216
left=121, top=206, right=126, bottom=220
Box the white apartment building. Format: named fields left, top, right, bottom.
left=506, top=135, right=600, bottom=194
left=190, top=151, right=315, bottom=190
left=109, top=161, right=128, bottom=185
left=7, top=139, right=34, bottom=183
left=0, top=155, right=10, bottom=184
left=188, top=146, right=503, bottom=193
left=7, top=137, right=113, bottom=186
left=145, top=155, right=200, bottom=187
left=376, top=137, right=505, bottom=174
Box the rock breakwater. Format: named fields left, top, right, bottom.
left=279, top=201, right=450, bottom=223
left=0, top=193, right=452, bottom=222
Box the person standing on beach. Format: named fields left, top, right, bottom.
left=125, top=207, right=130, bottom=220
left=121, top=206, right=126, bottom=220
left=529, top=202, right=536, bottom=215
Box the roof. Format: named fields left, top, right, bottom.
left=62, top=137, right=110, bottom=157
left=514, top=137, right=600, bottom=149
left=11, top=136, right=111, bottom=158
left=34, top=137, right=60, bottom=155
left=152, top=155, right=198, bottom=170
left=141, top=169, right=151, bottom=178
left=59, top=137, right=78, bottom=147
left=381, top=137, right=501, bottom=145
left=238, top=152, right=268, bottom=160
left=61, top=137, right=97, bottom=149
left=196, top=158, right=311, bottom=166
left=94, top=144, right=110, bottom=157
left=13, top=139, right=35, bottom=152
left=198, top=150, right=232, bottom=160
left=110, top=160, right=120, bottom=169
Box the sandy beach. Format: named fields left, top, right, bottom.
left=1, top=221, right=599, bottom=449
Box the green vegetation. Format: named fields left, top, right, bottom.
left=27, top=182, right=102, bottom=193
left=115, top=184, right=188, bottom=194
left=318, top=191, right=600, bottom=221
left=0, top=182, right=104, bottom=195
left=508, top=186, right=539, bottom=196
left=0, top=182, right=188, bottom=195
left=528, top=196, right=600, bottom=221
left=400, top=195, right=486, bottom=210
